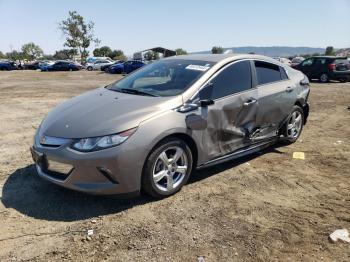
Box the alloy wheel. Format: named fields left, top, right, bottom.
left=320, top=73, right=328, bottom=83
left=152, top=146, right=188, bottom=192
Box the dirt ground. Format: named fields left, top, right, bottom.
left=0, top=70, right=349, bottom=262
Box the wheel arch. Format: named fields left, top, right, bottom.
left=294, top=100, right=309, bottom=124
left=149, top=133, right=198, bottom=168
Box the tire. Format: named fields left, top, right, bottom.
left=319, top=73, right=329, bottom=83
left=281, top=105, right=304, bottom=144
left=142, top=137, right=193, bottom=198
left=87, top=66, right=93, bottom=71
left=339, top=78, right=347, bottom=83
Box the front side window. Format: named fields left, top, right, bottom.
left=211, top=60, right=252, bottom=100
left=315, top=58, right=326, bottom=65
left=255, top=61, right=282, bottom=85
left=302, top=58, right=314, bottom=66
left=108, top=59, right=214, bottom=97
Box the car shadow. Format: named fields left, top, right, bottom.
left=1, top=144, right=286, bottom=222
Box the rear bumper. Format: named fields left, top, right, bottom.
left=330, top=71, right=350, bottom=80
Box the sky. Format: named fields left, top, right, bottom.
left=0, top=0, right=349, bottom=55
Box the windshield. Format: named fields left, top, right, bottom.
left=108, top=59, right=214, bottom=97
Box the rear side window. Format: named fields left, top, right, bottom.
left=211, top=60, right=252, bottom=99
left=280, top=67, right=289, bottom=80
left=255, top=61, right=282, bottom=85
left=315, top=58, right=326, bottom=65
left=335, top=59, right=348, bottom=64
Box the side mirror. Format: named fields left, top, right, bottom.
left=199, top=99, right=214, bottom=107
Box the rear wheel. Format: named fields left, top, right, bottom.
left=319, top=73, right=329, bottom=83
left=142, top=138, right=193, bottom=198
left=87, top=66, right=93, bottom=71
left=282, top=105, right=304, bottom=143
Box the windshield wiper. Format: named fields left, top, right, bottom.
left=119, top=88, right=158, bottom=97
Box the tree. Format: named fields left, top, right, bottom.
left=109, top=49, right=126, bottom=61
left=59, top=11, right=99, bottom=62
left=6, top=50, right=25, bottom=61
left=40, top=54, right=54, bottom=60
left=21, top=42, right=44, bottom=60
left=144, top=51, right=159, bottom=61
left=175, top=48, right=187, bottom=55
left=0, top=51, right=6, bottom=59
left=93, top=46, right=112, bottom=57
left=211, top=46, right=224, bottom=54
left=53, top=49, right=77, bottom=60
left=325, top=46, right=335, bottom=56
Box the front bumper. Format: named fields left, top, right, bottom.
left=30, top=139, right=144, bottom=195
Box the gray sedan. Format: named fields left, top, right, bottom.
left=31, top=54, right=310, bottom=198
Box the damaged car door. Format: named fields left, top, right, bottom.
left=253, top=60, right=296, bottom=140
left=201, top=60, right=258, bottom=160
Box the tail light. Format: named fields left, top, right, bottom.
left=328, top=63, right=336, bottom=70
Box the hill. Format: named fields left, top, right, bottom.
left=192, top=46, right=325, bottom=57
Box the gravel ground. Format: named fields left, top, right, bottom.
left=0, top=70, right=349, bottom=261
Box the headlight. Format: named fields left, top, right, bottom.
left=71, top=128, right=137, bottom=152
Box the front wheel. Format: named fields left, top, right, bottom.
left=142, top=138, right=193, bottom=198
left=282, top=105, right=304, bottom=143
left=87, top=66, right=93, bottom=71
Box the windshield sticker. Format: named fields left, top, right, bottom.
left=186, top=65, right=210, bottom=71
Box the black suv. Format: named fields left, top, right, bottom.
left=292, top=56, right=350, bottom=83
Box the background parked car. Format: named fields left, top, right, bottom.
left=291, top=56, right=305, bottom=67
left=86, top=56, right=113, bottom=64
left=24, top=61, right=54, bottom=70
left=100, top=60, right=124, bottom=72
left=273, top=57, right=292, bottom=66
left=292, top=56, right=350, bottom=83
left=85, top=60, right=114, bottom=71
left=107, top=60, right=146, bottom=74
left=0, top=61, right=18, bottom=70
left=41, top=61, right=81, bottom=71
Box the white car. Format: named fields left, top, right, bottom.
left=273, top=57, right=292, bottom=66
left=85, top=60, right=114, bottom=71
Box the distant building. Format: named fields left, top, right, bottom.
left=336, top=48, right=350, bottom=57
left=133, top=47, right=176, bottom=61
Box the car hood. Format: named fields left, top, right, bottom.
left=40, top=87, right=177, bottom=138
left=111, top=63, right=123, bottom=68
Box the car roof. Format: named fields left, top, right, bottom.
left=164, top=53, right=280, bottom=63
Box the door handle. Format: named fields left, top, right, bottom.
left=286, top=86, right=293, bottom=93
left=243, top=98, right=257, bottom=106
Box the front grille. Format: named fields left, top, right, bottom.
left=45, top=169, right=72, bottom=181
left=45, top=159, right=73, bottom=181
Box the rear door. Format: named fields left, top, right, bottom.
left=253, top=60, right=296, bottom=140
left=201, top=60, right=259, bottom=159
